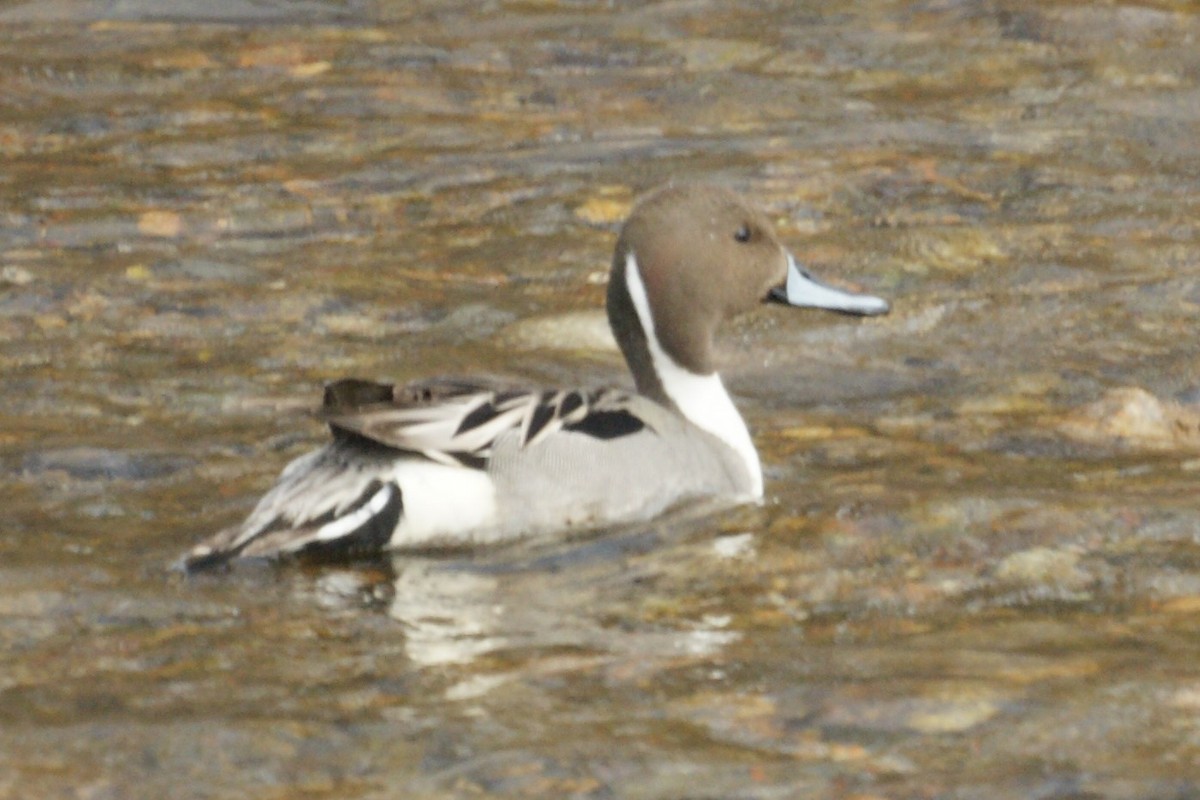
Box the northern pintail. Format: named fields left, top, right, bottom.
left=182, top=184, right=888, bottom=570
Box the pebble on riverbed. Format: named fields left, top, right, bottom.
left=1057, top=387, right=1200, bottom=451
left=1, top=265, right=35, bottom=286
left=993, top=546, right=1091, bottom=594
left=573, top=188, right=633, bottom=227
left=500, top=310, right=618, bottom=353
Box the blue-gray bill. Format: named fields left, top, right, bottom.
left=770, top=254, right=890, bottom=316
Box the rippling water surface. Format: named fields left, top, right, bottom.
left=2, top=1, right=1199, bottom=798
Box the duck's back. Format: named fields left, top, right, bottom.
left=482, top=394, right=754, bottom=542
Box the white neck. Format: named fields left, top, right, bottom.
left=623, top=253, right=763, bottom=497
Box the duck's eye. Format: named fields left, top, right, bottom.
left=733, top=224, right=752, bottom=243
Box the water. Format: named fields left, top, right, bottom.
left=2, top=1, right=1199, bottom=797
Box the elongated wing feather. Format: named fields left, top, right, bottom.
left=324, top=383, right=651, bottom=467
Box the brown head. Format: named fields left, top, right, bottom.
left=606, top=185, right=793, bottom=403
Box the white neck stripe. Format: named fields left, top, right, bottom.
left=623, top=253, right=763, bottom=497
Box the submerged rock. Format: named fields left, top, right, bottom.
left=501, top=310, right=618, bottom=353
left=1057, top=387, right=1200, bottom=451
left=994, top=546, right=1091, bottom=592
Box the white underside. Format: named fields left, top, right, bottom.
left=623, top=252, right=763, bottom=497
left=386, top=460, right=498, bottom=545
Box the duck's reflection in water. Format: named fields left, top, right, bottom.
left=306, top=523, right=750, bottom=681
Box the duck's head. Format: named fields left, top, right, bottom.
left=606, top=184, right=889, bottom=404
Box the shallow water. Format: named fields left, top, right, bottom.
left=2, top=1, right=1199, bottom=798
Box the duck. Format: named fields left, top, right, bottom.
left=181, top=184, right=889, bottom=570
